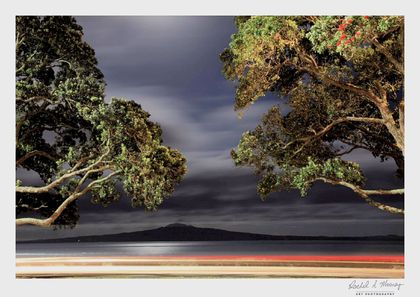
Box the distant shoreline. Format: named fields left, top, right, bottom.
left=17, top=223, right=404, bottom=244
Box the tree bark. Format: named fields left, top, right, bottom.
left=315, top=178, right=404, bottom=215
left=16, top=171, right=120, bottom=227
left=376, top=101, right=404, bottom=154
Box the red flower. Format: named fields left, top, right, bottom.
left=364, top=16, right=369, bottom=20
left=344, top=40, right=351, bottom=45
left=338, top=23, right=347, bottom=31
left=351, top=36, right=355, bottom=41
left=347, top=19, right=353, bottom=24
left=356, top=31, right=361, bottom=35
left=337, top=41, right=341, bottom=46
left=339, top=34, right=347, bottom=40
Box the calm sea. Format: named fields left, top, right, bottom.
left=16, top=240, right=403, bottom=257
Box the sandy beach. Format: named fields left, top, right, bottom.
left=16, top=255, right=404, bottom=278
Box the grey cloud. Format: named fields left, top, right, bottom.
left=78, top=16, right=236, bottom=97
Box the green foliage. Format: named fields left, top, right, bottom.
left=16, top=16, right=105, bottom=183
left=229, top=16, right=297, bottom=67
left=290, top=158, right=365, bottom=196
left=223, top=16, right=303, bottom=110
left=306, top=16, right=403, bottom=65
left=90, top=179, right=119, bottom=207
left=223, top=16, right=404, bottom=201
left=16, top=16, right=187, bottom=227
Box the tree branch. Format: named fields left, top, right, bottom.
left=297, top=51, right=383, bottom=105
left=399, top=101, right=404, bottom=134
left=16, top=150, right=57, bottom=166
left=376, top=101, right=404, bottom=153
left=297, top=52, right=404, bottom=153
left=315, top=178, right=404, bottom=215
left=370, top=37, right=404, bottom=74
left=17, top=204, right=48, bottom=211
left=16, top=148, right=111, bottom=194
left=284, top=116, right=386, bottom=157
left=16, top=170, right=121, bottom=227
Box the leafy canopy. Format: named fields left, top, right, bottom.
left=16, top=16, right=187, bottom=227
left=221, top=16, right=404, bottom=214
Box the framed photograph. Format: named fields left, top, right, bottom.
left=4, top=1, right=419, bottom=296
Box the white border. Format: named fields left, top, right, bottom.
left=1, top=1, right=419, bottom=296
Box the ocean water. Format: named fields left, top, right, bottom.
left=16, top=240, right=403, bottom=257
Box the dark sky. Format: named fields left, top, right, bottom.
left=16, top=16, right=404, bottom=240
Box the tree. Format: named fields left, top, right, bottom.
left=221, top=16, right=404, bottom=214
left=16, top=16, right=187, bottom=227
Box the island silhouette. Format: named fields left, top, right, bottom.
left=18, top=223, right=403, bottom=243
